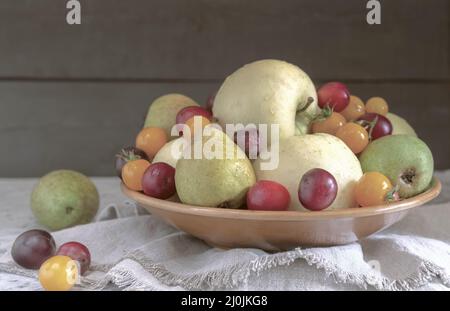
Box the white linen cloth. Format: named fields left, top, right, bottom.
left=0, top=171, right=449, bottom=291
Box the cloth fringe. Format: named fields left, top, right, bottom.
left=1, top=245, right=449, bottom=291
left=85, top=248, right=450, bottom=291
left=1, top=236, right=449, bottom=291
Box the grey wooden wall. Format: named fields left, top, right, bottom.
left=0, top=0, right=448, bottom=177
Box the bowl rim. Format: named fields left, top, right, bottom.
left=121, top=177, right=441, bottom=221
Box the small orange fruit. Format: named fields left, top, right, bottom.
left=336, top=123, right=369, bottom=154
left=184, top=116, right=211, bottom=137
left=355, top=172, right=394, bottom=207
left=39, top=255, right=79, bottom=291
left=366, top=97, right=389, bottom=116
left=312, top=112, right=346, bottom=135
left=136, top=127, right=167, bottom=159
left=122, top=159, right=151, bottom=191
left=341, top=95, right=366, bottom=121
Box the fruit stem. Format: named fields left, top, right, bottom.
left=312, top=105, right=334, bottom=122
left=367, top=116, right=379, bottom=141
left=116, top=149, right=142, bottom=162
left=297, top=97, right=315, bottom=113
left=385, top=184, right=400, bottom=202
left=356, top=116, right=378, bottom=141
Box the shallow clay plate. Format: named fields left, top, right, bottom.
left=121, top=177, right=441, bottom=251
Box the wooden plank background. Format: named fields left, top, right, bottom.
left=0, top=0, right=448, bottom=176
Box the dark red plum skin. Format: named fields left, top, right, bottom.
left=57, top=241, right=91, bottom=275
left=175, top=106, right=213, bottom=135
left=298, top=168, right=338, bottom=211
left=247, top=180, right=291, bottom=211
left=317, top=82, right=350, bottom=112
left=358, top=113, right=393, bottom=140
left=11, top=230, right=56, bottom=269
left=176, top=106, right=212, bottom=125
left=142, top=162, right=176, bottom=200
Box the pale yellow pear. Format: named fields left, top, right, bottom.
left=386, top=112, right=418, bottom=137
left=144, top=94, right=199, bottom=139
left=152, top=137, right=187, bottom=168
left=253, top=134, right=363, bottom=211
left=175, top=127, right=256, bottom=208
left=213, top=59, right=320, bottom=142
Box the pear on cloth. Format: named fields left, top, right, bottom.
left=31, top=170, right=99, bottom=230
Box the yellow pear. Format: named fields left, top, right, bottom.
left=152, top=137, right=187, bottom=168
left=253, top=134, right=363, bottom=211
left=213, top=59, right=320, bottom=142
left=144, top=94, right=198, bottom=139
left=175, top=127, right=256, bottom=208
left=386, top=113, right=417, bottom=137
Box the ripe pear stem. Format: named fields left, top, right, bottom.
left=297, top=97, right=315, bottom=113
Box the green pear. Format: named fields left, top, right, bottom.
left=359, top=135, right=433, bottom=198
left=152, top=137, right=187, bottom=168
left=175, top=127, right=256, bottom=208
left=253, top=134, right=363, bottom=211
left=31, top=170, right=99, bottom=230
left=144, top=94, right=199, bottom=139
left=386, top=113, right=417, bottom=137
left=212, top=59, right=320, bottom=142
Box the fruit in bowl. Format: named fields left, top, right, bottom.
left=144, top=93, right=199, bottom=140
left=359, top=135, right=434, bottom=198
left=117, top=59, right=440, bottom=248
left=335, top=122, right=369, bottom=154
left=136, top=127, right=168, bottom=160
left=152, top=137, right=187, bottom=168
left=212, top=59, right=320, bottom=140
left=142, top=162, right=176, bottom=200
left=175, top=126, right=256, bottom=208
left=365, top=97, right=389, bottom=116
left=253, top=134, right=362, bottom=211
left=357, top=113, right=393, bottom=141
left=311, top=109, right=346, bottom=136
left=115, top=147, right=148, bottom=178
left=247, top=180, right=290, bottom=211
left=176, top=106, right=213, bottom=134
left=298, top=168, right=338, bottom=211
left=317, top=82, right=350, bottom=112
left=340, top=95, right=365, bottom=121
left=386, top=112, right=417, bottom=137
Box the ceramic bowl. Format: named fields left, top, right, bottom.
left=121, top=177, right=441, bottom=251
